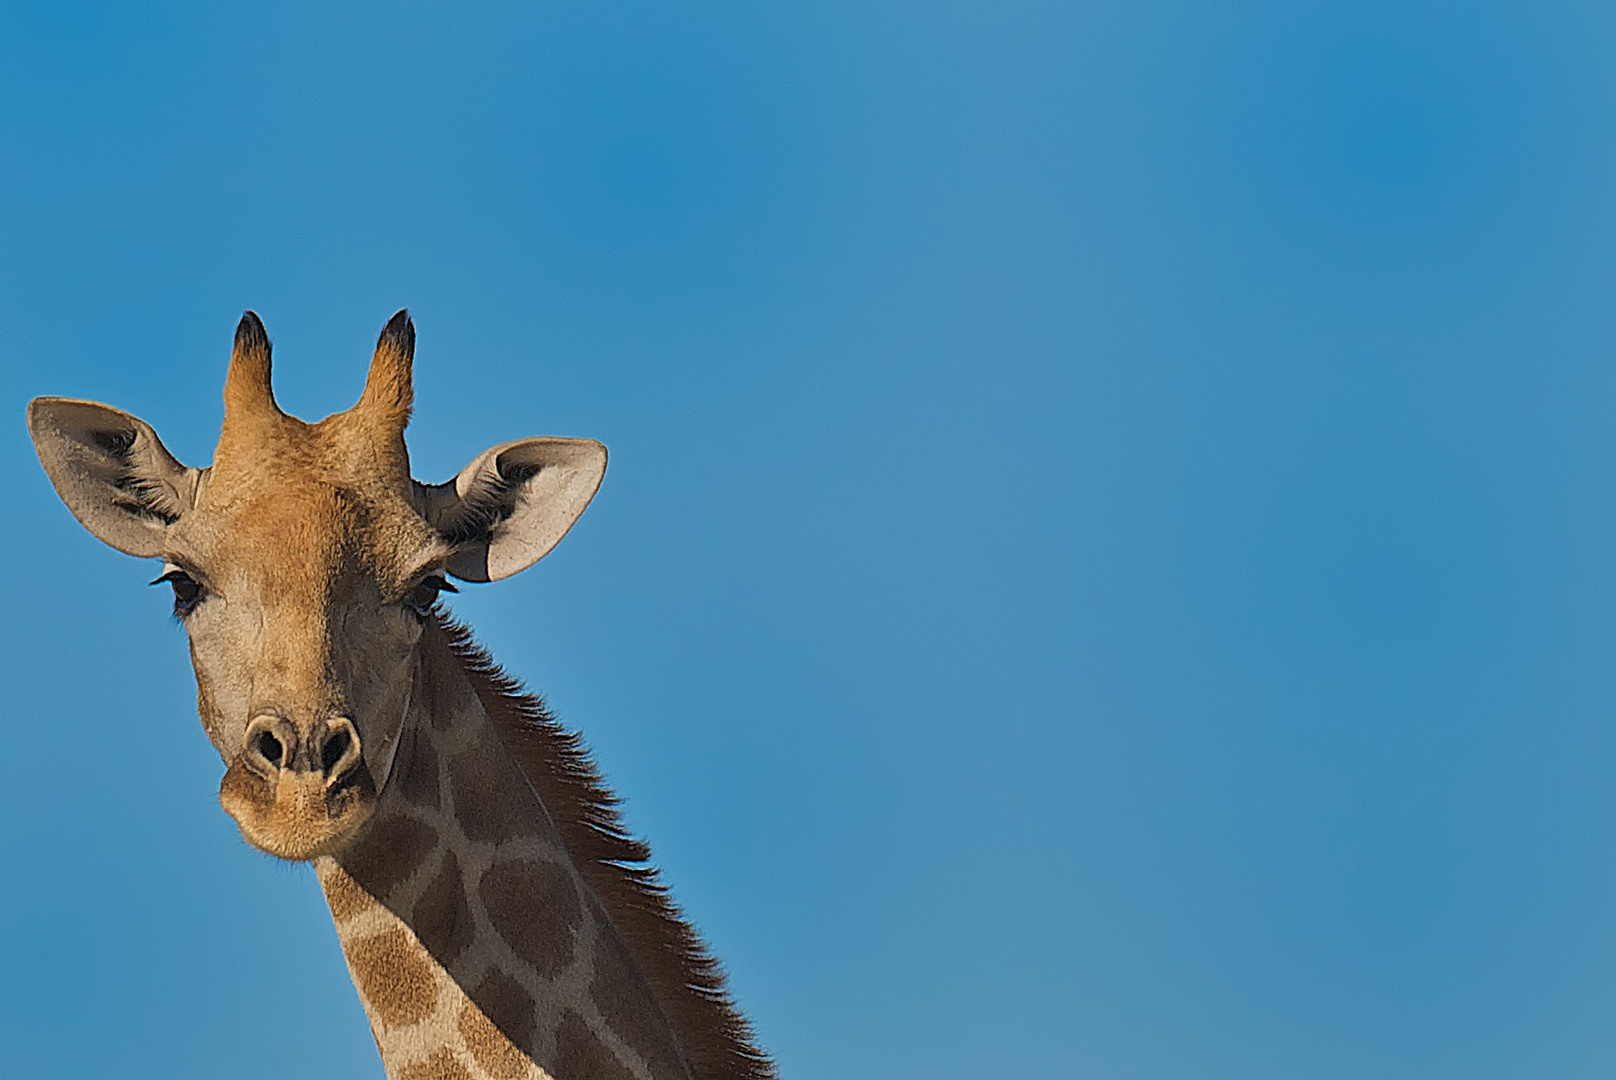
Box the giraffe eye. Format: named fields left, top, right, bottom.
left=405, top=574, right=456, bottom=617
left=151, top=566, right=205, bottom=617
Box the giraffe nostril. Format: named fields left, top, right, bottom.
left=321, top=726, right=351, bottom=775
left=317, top=717, right=363, bottom=784
left=254, top=729, right=285, bottom=770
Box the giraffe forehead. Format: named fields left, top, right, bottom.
left=218, top=486, right=359, bottom=586
left=184, top=476, right=435, bottom=593
left=178, top=402, right=467, bottom=605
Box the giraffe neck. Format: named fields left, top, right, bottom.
left=314, top=622, right=692, bottom=1080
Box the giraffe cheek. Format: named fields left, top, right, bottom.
left=194, top=684, right=227, bottom=756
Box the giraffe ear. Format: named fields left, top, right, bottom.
left=415, top=436, right=607, bottom=582
left=27, top=397, right=203, bottom=558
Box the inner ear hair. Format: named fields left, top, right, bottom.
left=101, top=434, right=190, bottom=525
left=414, top=436, right=607, bottom=583
left=28, top=397, right=202, bottom=558
left=432, top=460, right=540, bottom=545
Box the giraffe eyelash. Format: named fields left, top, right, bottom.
left=151, top=563, right=206, bottom=618
left=403, top=573, right=457, bottom=617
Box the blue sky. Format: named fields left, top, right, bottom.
left=4, top=1, right=1616, bottom=1077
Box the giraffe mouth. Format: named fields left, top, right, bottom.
left=219, top=753, right=379, bottom=861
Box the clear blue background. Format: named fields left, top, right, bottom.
left=3, top=2, right=1615, bottom=1077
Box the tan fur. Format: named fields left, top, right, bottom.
left=324, top=862, right=379, bottom=922
left=460, top=1001, right=535, bottom=1080
left=28, top=311, right=772, bottom=1080
left=399, top=1049, right=478, bottom=1080
left=348, top=928, right=442, bottom=1028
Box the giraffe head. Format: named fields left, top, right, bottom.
left=27, top=311, right=607, bottom=860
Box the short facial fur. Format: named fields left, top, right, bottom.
left=27, top=310, right=607, bottom=861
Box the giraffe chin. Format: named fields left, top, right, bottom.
left=219, top=756, right=378, bottom=862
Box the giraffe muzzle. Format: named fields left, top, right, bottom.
left=221, top=713, right=379, bottom=861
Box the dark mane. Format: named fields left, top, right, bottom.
left=437, top=616, right=775, bottom=1080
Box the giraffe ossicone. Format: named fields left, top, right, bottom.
left=27, top=311, right=772, bottom=1080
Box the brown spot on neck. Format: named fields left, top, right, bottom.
left=412, top=849, right=476, bottom=966
left=470, top=968, right=540, bottom=1061
left=397, top=1049, right=474, bottom=1080
left=478, top=857, right=582, bottom=979
left=345, top=927, right=438, bottom=1029
left=320, top=862, right=377, bottom=923
left=341, top=813, right=440, bottom=902
left=448, top=741, right=525, bottom=844
left=459, top=999, right=532, bottom=1080
left=555, top=1011, right=637, bottom=1080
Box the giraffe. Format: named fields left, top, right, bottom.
left=27, top=311, right=773, bottom=1080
